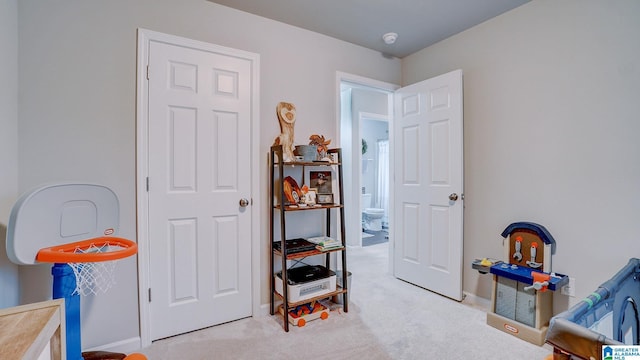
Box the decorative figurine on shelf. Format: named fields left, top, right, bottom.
left=273, top=102, right=297, bottom=162
left=283, top=176, right=302, bottom=205
left=302, top=186, right=317, bottom=206
left=309, top=134, right=331, bottom=161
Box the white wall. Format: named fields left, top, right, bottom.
left=403, top=0, right=640, bottom=308
left=0, top=0, right=19, bottom=309
left=17, top=0, right=400, bottom=350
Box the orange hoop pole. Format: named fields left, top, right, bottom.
left=36, top=236, right=137, bottom=263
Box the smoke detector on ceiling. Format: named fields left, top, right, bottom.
left=382, top=32, right=398, bottom=45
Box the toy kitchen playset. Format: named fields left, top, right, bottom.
left=473, top=222, right=570, bottom=345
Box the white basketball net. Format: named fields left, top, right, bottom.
left=68, top=243, right=119, bottom=296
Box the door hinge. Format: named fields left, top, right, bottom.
left=146, top=177, right=149, bottom=192
left=146, top=65, right=150, bottom=80
left=148, top=288, right=152, bottom=302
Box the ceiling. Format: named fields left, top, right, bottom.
left=208, top=0, right=530, bottom=58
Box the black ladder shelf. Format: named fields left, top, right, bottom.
left=269, top=145, right=348, bottom=331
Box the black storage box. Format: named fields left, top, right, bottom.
left=278, top=265, right=336, bottom=285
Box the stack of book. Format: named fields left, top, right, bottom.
left=307, top=236, right=343, bottom=251
left=272, top=238, right=317, bottom=254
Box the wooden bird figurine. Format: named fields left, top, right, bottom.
left=273, top=102, right=296, bottom=162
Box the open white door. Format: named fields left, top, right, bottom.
left=393, top=69, right=463, bottom=301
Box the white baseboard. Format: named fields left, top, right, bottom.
left=462, top=291, right=491, bottom=312
left=86, top=305, right=279, bottom=354
left=88, top=306, right=273, bottom=355
left=257, top=302, right=273, bottom=317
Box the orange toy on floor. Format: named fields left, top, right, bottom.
left=279, top=301, right=329, bottom=327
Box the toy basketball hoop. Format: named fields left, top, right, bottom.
left=6, top=183, right=138, bottom=360
left=37, top=236, right=137, bottom=296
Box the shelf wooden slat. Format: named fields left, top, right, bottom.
left=275, top=204, right=343, bottom=211
left=273, top=246, right=345, bottom=260
left=274, top=286, right=347, bottom=309
left=273, top=161, right=340, bottom=167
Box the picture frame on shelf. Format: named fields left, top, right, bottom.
left=317, top=193, right=334, bottom=204
left=304, top=189, right=317, bottom=205
left=309, top=170, right=332, bottom=195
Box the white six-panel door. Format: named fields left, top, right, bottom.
left=147, top=39, right=253, bottom=340
left=393, top=69, right=463, bottom=301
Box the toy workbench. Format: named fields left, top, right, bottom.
left=473, top=222, right=569, bottom=346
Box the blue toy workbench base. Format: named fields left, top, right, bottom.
left=489, top=263, right=569, bottom=291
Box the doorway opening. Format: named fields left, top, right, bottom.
left=360, top=114, right=389, bottom=247
left=338, top=70, right=464, bottom=300
left=336, top=73, right=397, bottom=271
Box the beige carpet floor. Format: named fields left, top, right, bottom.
left=139, top=243, right=553, bottom=359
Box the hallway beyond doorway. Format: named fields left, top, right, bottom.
left=362, top=230, right=388, bottom=247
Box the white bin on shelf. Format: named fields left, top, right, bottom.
left=275, top=265, right=336, bottom=303
left=334, top=271, right=352, bottom=304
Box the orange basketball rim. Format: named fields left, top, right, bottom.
left=36, top=237, right=137, bottom=263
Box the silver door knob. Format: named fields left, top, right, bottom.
left=239, top=198, right=250, bottom=207
left=449, top=193, right=459, bottom=201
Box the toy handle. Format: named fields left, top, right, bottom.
left=513, top=236, right=523, bottom=261
left=524, top=281, right=549, bottom=292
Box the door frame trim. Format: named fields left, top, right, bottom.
left=136, top=28, right=261, bottom=346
